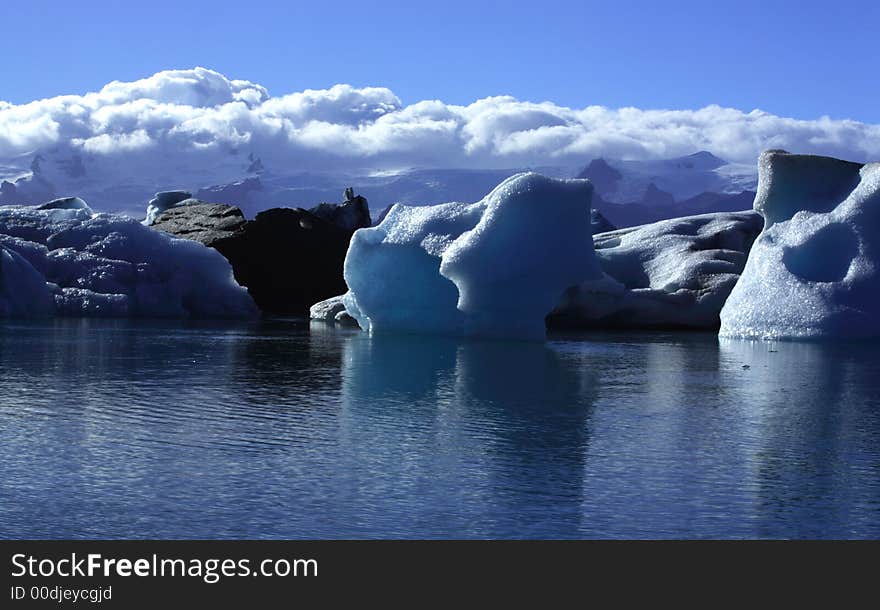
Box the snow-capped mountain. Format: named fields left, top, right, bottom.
left=0, top=148, right=578, bottom=220
left=577, top=151, right=757, bottom=205
left=0, top=145, right=757, bottom=227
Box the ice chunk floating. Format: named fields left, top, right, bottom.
left=0, top=203, right=257, bottom=318
left=552, top=211, right=763, bottom=329
left=343, top=173, right=602, bottom=339
left=720, top=150, right=880, bottom=339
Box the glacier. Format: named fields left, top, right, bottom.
left=720, top=150, right=880, bottom=339
left=0, top=203, right=257, bottom=318
left=342, top=173, right=602, bottom=339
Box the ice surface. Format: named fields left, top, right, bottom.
left=342, top=173, right=602, bottom=339
left=0, top=203, right=257, bottom=318
left=720, top=151, right=880, bottom=339
left=0, top=245, right=54, bottom=316
left=553, top=210, right=763, bottom=328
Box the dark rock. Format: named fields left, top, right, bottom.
left=211, top=208, right=354, bottom=315
left=308, top=189, right=371, bottom=232
left=153, top=196, right=371, bottom=316
left=151, top=201, right=246, bottom=246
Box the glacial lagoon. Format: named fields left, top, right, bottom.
left=1, top=319, right=878, bottom=539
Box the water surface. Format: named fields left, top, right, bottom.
left=1, top=319, right=878, bottom=539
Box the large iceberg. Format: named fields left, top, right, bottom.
left=720, top=150, right=879, bottom=339
left=0, top=203, right=257, bottom=318
left=551, top=211, right=763, bottom=328
left=342, top=173, right=602, bottom=339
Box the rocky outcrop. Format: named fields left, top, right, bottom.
left=150, top=200, right=246, bottom=245
left=309, top=188, right=370, bottom=232
left=152, top=190, right=372, bottom=316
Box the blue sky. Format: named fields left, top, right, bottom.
left=2, top=0, right=878, bottom=122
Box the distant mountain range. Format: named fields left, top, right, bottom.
left=0, top=149, right=757, bottom=228
left=576, top=151, right=758, bottom=226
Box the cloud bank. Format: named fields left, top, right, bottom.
left=2, top=67, right=879, bottom=177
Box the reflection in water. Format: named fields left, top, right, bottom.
left=0, top=320, right=878, bottom=539
left=337, top=336, right=595, bottom=537
left=718, top=340, right=880, bottom=538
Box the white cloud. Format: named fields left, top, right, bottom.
left=1, top=67, right=879, bottom=178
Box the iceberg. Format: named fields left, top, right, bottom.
left=343, top=173, right=602, bottom=339
left=0, top=203, right=257, bottom=318
left=719, top=150, right=880, bottom=339
left=316, top=209, right=762, bottom=330
left=551, top=211, right=763, bottom=328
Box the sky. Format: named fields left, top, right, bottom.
left=2, top=0, right=878, bottom=122
left=1, top=0, right=878, bottom=184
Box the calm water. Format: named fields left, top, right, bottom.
left=1, top=319, right=878, bottom=539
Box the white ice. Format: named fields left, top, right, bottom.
left=720, top=150, right=880, bottom=339
left=0, top=203, right=257, bottom=318
left=555, top=210, right=762, bottom=328
left=343, top=173, right=602, bottom=339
